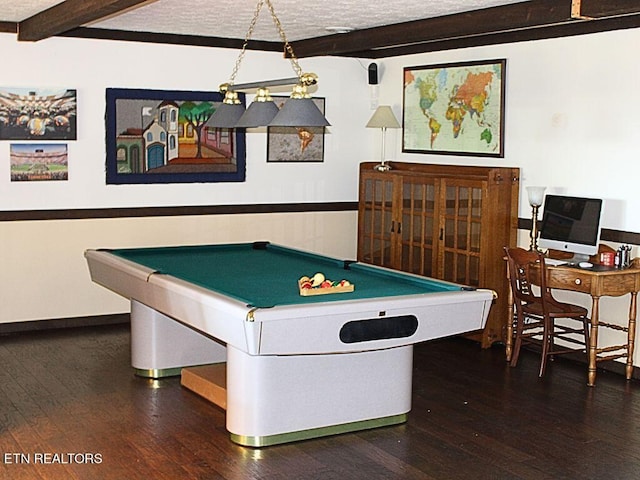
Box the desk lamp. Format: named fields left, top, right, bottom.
left=527, top=186, right=546, bottom=251
left=366, top=106, right=400, bottom=172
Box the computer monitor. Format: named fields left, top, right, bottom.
left=538, top=194, right=603, bottom=263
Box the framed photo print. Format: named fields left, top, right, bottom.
left=403, top=59, right=506, bottom=157
left=105, top=88, right=246, bottom=184
left=10, top=143, right=68, bottom=181
left=0, top=87, right=77, bottom=140
left=267, top=96, right=325, bottom=163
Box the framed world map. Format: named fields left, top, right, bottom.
left=402, top=59, right=506, bottom=157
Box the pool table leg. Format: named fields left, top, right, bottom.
left=131, top=300, right=227, bottom=378
left=225, top=344, right=413, bottom=447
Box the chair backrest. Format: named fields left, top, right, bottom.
left=504, top=247, right=550, bottom=310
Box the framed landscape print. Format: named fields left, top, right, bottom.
left=403, top=59, right=506, bottom=157
left=267, top=96, right=325, bottom=163
left=105, top=88, right=246, bottom=184
left=0, top=87, right=77, bottom=140
left=10, top=143, right=68, bottom=181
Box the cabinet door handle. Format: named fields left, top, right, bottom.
left=397, top=222, right=401, bottom=234
left=439, top=228, right=444, bottom=241
left=391, top=221, right=395, bottom=233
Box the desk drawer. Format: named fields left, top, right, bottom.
left=548, top=270, right=592, bottom=294
left=600, top=274, right=638, bottom=297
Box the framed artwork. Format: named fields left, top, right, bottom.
left=10, top=143, right=68, bottom=181
left=402, top=59, right=506, bottom=157
left=105, top=88, right=246, bottom=184
left=0, top=87, right=77, bottom=140
left=267, top=96, right=325, bottom=163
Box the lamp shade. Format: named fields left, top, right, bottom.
left=526, top=186, right=546, bottom=207
left=206, top=102, right=246, bottom=128
left=366, top=106, right=400, bottom=129
left=235, top=100, right=280, bottom=128
left=269, top=97, right=330, bottom=127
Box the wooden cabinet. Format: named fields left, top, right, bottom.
left=357, top=161, right=520, bottom=347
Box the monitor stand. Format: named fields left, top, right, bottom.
left=566, top=253, right=591, bottom=265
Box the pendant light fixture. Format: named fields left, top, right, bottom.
left=208, top=0, right=330, bottom=129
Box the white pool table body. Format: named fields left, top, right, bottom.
left=85, top=248, right=494, bottom=446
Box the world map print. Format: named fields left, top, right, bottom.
left=403, top=60, right=505, bottom=157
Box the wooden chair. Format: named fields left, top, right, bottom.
left=504, top=247, right=590, bottom=377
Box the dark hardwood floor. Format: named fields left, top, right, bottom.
left=2, top=323, right=640, bottom=480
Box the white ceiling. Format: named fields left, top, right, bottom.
left=3, top=0, right=527, bottom=42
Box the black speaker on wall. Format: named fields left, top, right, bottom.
left=368, top=63, right=378, bottom=85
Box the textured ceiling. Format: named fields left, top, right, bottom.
left=2, top=0, right=527, bottom=42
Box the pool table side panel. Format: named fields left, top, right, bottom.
left=253, top=290, right=493, bottom=355
left=86, top=250, right=255, bottom=352
left=85, top=249, right=157, bottom=297
left=147, top=274, right=257, bottom=352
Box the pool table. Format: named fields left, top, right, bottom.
left=85, top=241, right=494, bottom=447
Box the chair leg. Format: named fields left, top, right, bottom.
left=539, top=317, right=552, bottom=377
left=510, top=312, right=525, bottom=368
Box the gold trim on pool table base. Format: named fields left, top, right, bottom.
left=134, top=367, right=184, bottom=378
left=136, top=362, right=223, bottom=379
left=230, top=413, right=408, bottom=448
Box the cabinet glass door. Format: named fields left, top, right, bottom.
left=441, top=181, right=484, bottom=286
left=358, top=176, right=395, bottom=268
left=399, top=176, right=438, bottom=276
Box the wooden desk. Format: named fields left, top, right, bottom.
left=506, top=264, right=640, bottom=386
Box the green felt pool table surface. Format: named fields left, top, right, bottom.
left=109, top=241, right=463, bottom=308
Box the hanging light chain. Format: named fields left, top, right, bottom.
left=221, top=0, right=317, bottom=98
left=227, top=0, right=266, bottom=86
left=265, top=0, right=303, bottom=80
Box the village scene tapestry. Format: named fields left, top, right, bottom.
left=105, top=88, right=246, bottom=184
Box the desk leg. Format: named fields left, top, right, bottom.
left=626, top=292, right=638, bottom=381
left=588, top=296, right=600, bottom=387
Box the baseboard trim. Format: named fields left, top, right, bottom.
left=0, top=313, right=130, bottom=335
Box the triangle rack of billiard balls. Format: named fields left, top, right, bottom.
left=298, top=272, right=354, bottom=296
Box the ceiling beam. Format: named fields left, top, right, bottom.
left=580, top=0, right=640, bottom=17
left=291, top=0, right=573, bottom=58
left=17, top=0, right=158, bottom=42
left=0, top=21, right=17, bottom=34
left=363, top=13, right=640, bottom=59
left=58, top=27, right=285, bottom=53
left=291, top=0, right=640, bottom=58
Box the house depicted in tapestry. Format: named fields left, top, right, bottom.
left=156, top=100, right=179, bottom=165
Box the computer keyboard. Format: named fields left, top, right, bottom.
left=544, top=258, right=567, bottom=266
